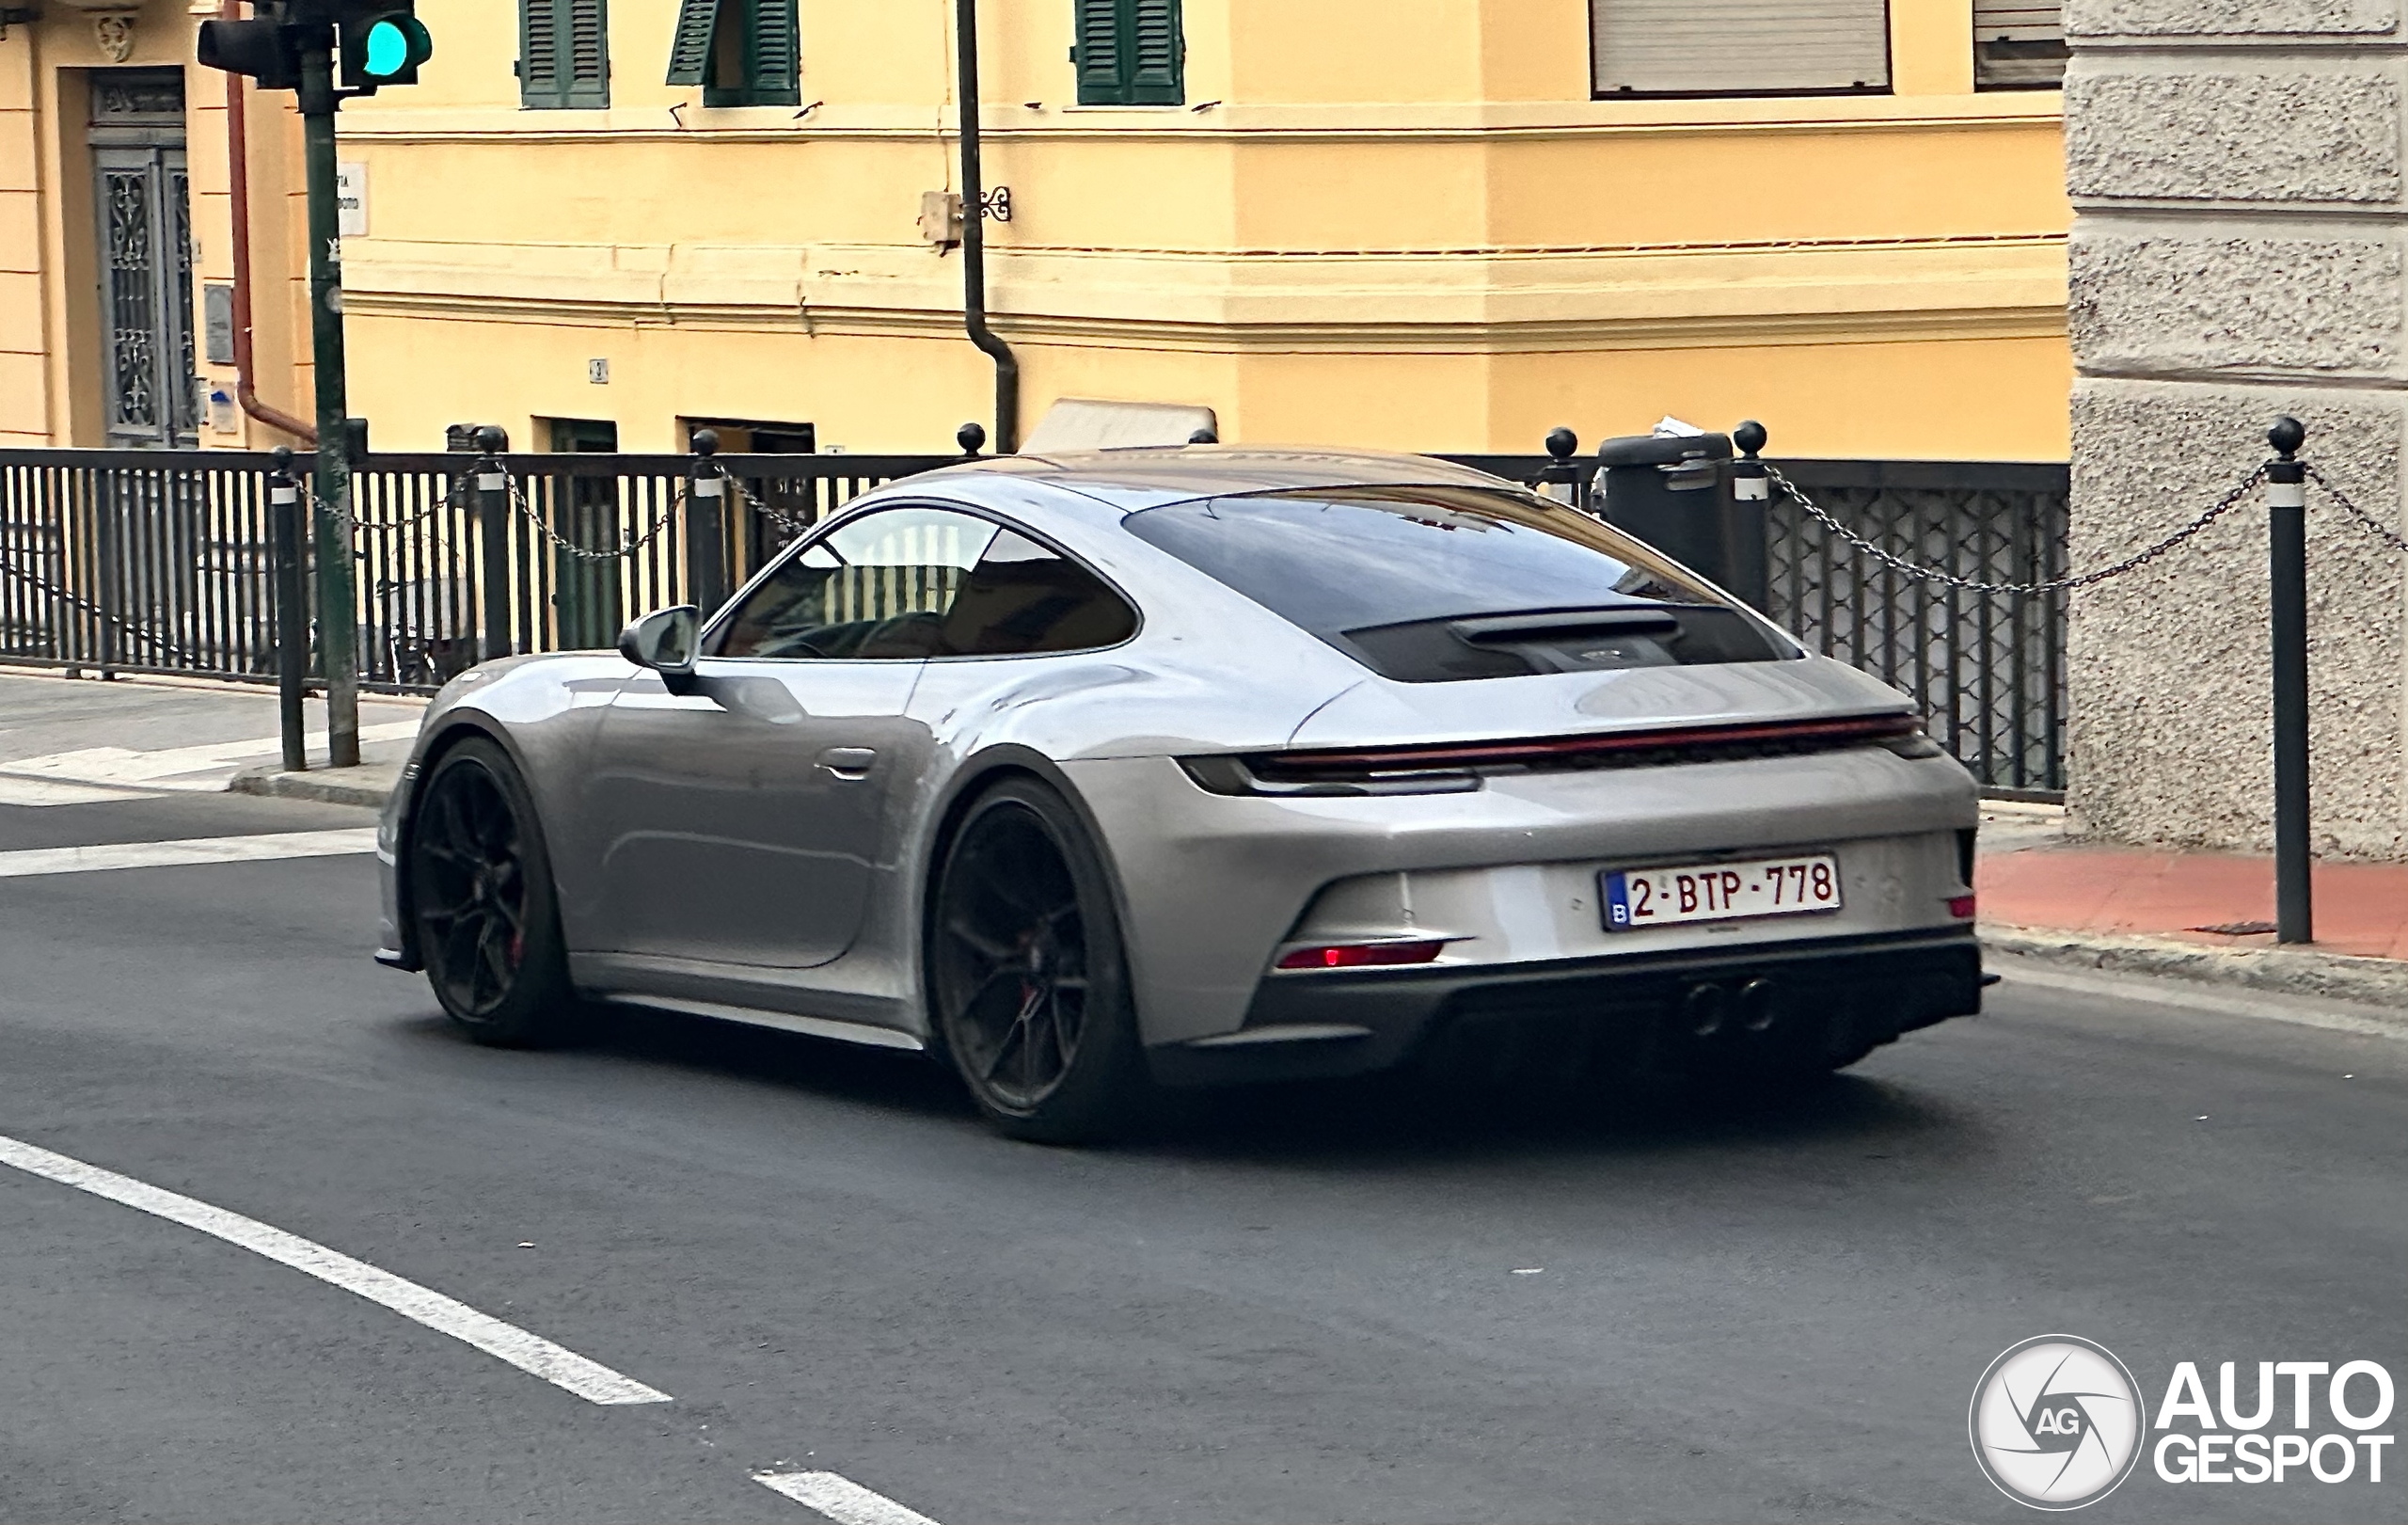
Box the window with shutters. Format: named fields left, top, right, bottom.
left=1072, top=0, right=1182, bottom=106
left=1973, top=1, right=2066, bottom=89
left=665, top=0, right=800, bottom=107
left=520, top=0, right=610, bottom=109
left=1589, top=1, right=1891, bottom=98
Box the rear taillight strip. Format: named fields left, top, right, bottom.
left=1257, top=712, right=1921, bottom=777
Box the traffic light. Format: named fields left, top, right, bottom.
left=197, top=16, right=305, bottom=90
left=339, top=7, right=433, bottom=89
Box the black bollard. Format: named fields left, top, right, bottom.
left=2267, top=417, right=2312, bottom=945
left=269, top=447, right=309, bottom=772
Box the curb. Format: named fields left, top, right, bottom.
left=228, top=762, right=400, bottom=810
left=1984, top=923, right=2408, bottom=1011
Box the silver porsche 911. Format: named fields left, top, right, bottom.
left=376, top=447, right=1982, bottom=1141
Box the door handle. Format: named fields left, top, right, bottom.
left=817, top=747, right=878, bottom=780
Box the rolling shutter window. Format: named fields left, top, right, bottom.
left=1973, top=1, right=2067, bottom=89
left=522, top=0, right=610, bottom=109
left=1074, top=0, right=1183, bottom=106
left=1590, top=0, right=1890, bottom=97
left=664, top=0, right=799, bottom=105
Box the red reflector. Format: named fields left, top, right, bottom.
left=1948, top=895, right=1977, bottom=919
left=1276, top=939, right=1448, bottom=971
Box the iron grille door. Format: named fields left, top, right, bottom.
left=93, top=145, right=198, bottom=450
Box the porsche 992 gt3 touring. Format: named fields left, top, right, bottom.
left=376, top=447, right=1983, bottom=1141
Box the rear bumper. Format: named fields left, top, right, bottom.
left=1145, top=926, right=1981, bottom=1088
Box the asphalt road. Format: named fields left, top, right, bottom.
left=1, top=786, right=2401, bottom=1525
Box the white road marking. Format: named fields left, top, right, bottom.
left=0, top=1132, right=672, bottom=1406
left=0, top=776, right=150, bottom=807
left=0, top=721, right=421, bottom=793
left=1996, top=959, right=2408, bottom=1042
left=0, top=828, right=380, bottom=879
left=753, top=1472, right=943, bottom=1525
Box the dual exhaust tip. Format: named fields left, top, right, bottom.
left=1681, top=977, right=1785, bottom=1040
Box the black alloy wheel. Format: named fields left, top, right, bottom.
left=930, top=778, right=1148, bottom=1142
left=409, top=737, right=576, bottom=1046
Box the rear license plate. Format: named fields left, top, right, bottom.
left=1603, top=853, right=1841, bottom=930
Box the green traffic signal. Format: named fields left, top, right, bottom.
left=342, top=9, right=431, bottom=87
left=361, top=15, right=428, bottom=78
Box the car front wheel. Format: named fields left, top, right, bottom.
left=409, top=736, right=578, bottom=1047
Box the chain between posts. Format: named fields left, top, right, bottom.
left=2302, top=463, right=2408, bottom=556
left=1765, top=462, right=2272, bottom=596
left=1764, top=453, right=2408, bottom=594
left=714, top=469, right=816, bottom=538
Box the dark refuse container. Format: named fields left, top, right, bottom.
left=1594, top=431, right=1767, bottom=611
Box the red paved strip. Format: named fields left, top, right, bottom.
left=1979, top=846, right=2408, bottom=960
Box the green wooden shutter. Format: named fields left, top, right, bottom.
left=1073, top=0, right=1125, bottom=104
left=562, top=0, right=610, bottom=107
left=1073, top=0, right=1180, bottom=105
left=520, top=0, right=564, bottom=106
left=1128, top=0, right=1181, bottom=104
left=526, top=0, right=609, bottom=108
left=744, top=0, right=799, bottom=103
left=665, top=0, right=717, bottom=86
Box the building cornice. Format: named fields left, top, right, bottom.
left=335, top=93, right=2065, bottom=148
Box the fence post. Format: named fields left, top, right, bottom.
left=269, top=447, right=309, bottom=773
left=1725, top=420, right=1772, bottom=612
left=2266, top=416, right=2312, bottom=945
left=474, top=426, right=512, bottom=664
left=1535, top=427, right=1581, bottom=506
left=94, top=469, right=119, bottom=679
left=687, top=429, right=728, bottom=616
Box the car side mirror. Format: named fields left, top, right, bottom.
left=618, top=606, right=700, bottom=690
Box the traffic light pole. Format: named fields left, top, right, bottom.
left=299, top=41, right=359, bottom=768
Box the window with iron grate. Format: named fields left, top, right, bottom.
left=521, top=0, right=610, bottom=109
left=1072, top=0, right=1182, bottom=106
left=665, top=0, right=800, bottom=107
left=1972, top=1, right=2066, bottom=90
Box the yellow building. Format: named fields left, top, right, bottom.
left=4, top=1, right=2072, bottom=459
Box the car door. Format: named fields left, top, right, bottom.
left=585, top=504, right=1004, bottom=970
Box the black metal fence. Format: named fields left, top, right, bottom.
left=0, top=445, right=2071, bottom=795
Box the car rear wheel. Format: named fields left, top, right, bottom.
left=929, top=778, right=1149, bottom=1144
left=410, top=737, right=578, bottom=1047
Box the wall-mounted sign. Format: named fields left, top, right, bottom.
left=335, top=162, right=368, bottom=238
left=202, top=283, right=235, bottom=366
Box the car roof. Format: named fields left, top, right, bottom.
left=917, top=445, right=1528, bottom=515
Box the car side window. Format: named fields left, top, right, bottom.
left=712, top=506, right=998, bottom=659
left=938, top=530, right=1138, bottom=657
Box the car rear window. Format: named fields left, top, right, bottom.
left=1120, top=486, right=1794, bottom=682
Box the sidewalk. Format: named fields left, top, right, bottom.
left=0, top=670, right=420, bottom=806
left=1979, top=801, right=2408, bottom=1009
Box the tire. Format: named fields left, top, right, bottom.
left=927, top=777, right=1150, bottom=1144
left=408, top=736, right=579, bottom=1048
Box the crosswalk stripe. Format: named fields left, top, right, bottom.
left=0, top=828, right=380, bottom=879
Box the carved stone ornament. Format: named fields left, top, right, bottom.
left=54, top=1, right=145, bottom=64
left=93, top=14, right=135, bottom=61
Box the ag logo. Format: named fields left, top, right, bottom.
left=1971, top=1335, right=2146, bottom=1510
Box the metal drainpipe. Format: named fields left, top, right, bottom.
left=955, top=0, right=1018, bottom=453
left=223, top=0, right=316, bottom=443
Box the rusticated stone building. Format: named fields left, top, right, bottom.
left=2067, top=0, right=2408, bottom=857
